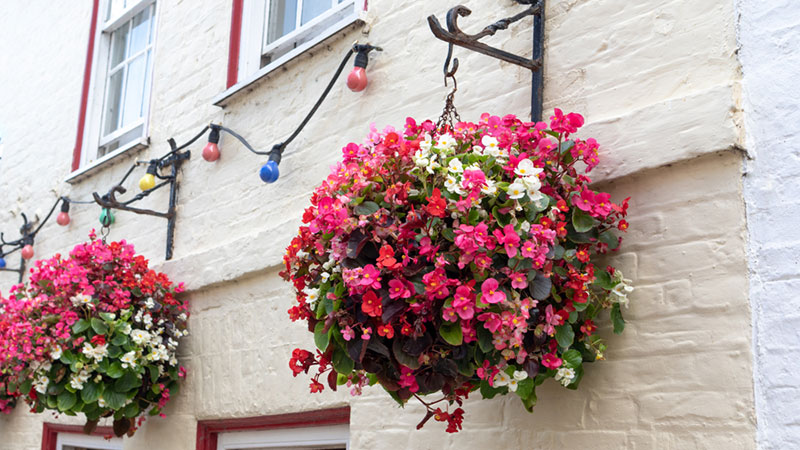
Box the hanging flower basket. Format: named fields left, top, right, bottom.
left=281, top=111, right=632, bottom=432
left=0, top=232, right=188, bottom=436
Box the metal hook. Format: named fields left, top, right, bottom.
left=443, top=42, right=459, bottom=86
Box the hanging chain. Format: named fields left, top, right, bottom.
left=437, top=42, right=462, bottom=131
left=100, top=225, right=110, bottom=243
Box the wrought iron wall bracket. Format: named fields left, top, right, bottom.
left=427, top=0, right=546, bottom=121
left=92, top=149, right=190, bottom=260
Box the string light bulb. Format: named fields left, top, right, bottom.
left=139, top=163, right=157, bottom=191
left=260, top=145, right=282, bottom=183
left=56, top=199, right=71, bottom=226
left=203, top=125, right=221, bottom=162
left=347, top=46, right=372, bottom=92
left=99, top=208, right=115, bottom=226
left=21, top=244, right=34, bottom=260
left=0, top=257, right=6, bottom=268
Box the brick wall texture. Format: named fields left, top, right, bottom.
left=0, top=0, right=764, bottom=449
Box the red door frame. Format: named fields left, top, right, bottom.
left=41, top=423, right=116, bottom=450
left=196, top=406, right=350, bottom=450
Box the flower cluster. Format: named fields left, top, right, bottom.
left=281, top=111, right=632, bottom=432
left=0, top=233, right=188, bottom=436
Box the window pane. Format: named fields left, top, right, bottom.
left=266, top=0, right=298, bottom=44
left=301, top=0, right=331, bottom=25
left=121, top=53, right=146, bottom=127
left=103, top=70, right=124, bottom=135
left=106, top=0, right=125, bottom=21
left=129, top=6, right=151, bottom=55
left=110, top=22, right=130, bottom=68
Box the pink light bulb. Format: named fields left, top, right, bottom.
left=347, top=67, right=368, bottom=92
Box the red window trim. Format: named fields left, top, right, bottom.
left=41, top=423, right=116, bottom=450
left=196, top=406, right=350, bottom=450
left=71, top=0, right=101, bottom=172
left=225, top=0, right=369, bottom=88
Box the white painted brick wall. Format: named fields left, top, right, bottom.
left=0, top=0, right=758, bottom=449
left=737, top=0, right=800, bottom=448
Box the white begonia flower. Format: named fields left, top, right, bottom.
left=305, top=288, right=320, bottom=302
left=320, top=272, right=330, bottom=282
left=413, top=149, right=429, bottom=168
left=507, top=182, right=526, bottom=200
left=50, top=346, right=62, bottom=360
left=120, top=351, right=138, bottom=369
left=481, top=179, right=498, bottom=196
left=69, top=369, right=91, bottom=390
left=444, top=174, right=459, bottom=192
left=143, top=314, right=153, bottom=328
left=472, top=145, right=484, bottom=155
left=507, top=371, right=528, bottom=392
left=177, top=313, right=187, bottom=322
left=82, top=342, right=108, bottom=362
left=513, top=370, right=528, bottom=381
left=520, top=175, right=542, bottom=193
left=555, top=367, right=576, bottom=387
left=144, top=297, right=155, bottom=309
left=448, top=158, right=464, bottom=173
left=437, top=133, right=456, bottom=150
left=426, top=160, right=441, bottom=175
left=520, top=221, right=531, bottom=232
left=611, top=281, right=634, bottom=308
left=131, top=329, right=150, bottom=345
left=493, top=371, right=511, bottom=387
left=481, top=135, right=499, bottom=151
left=70, top=293, right=93, bottom=308
left=118, top=322, right=132, bottom=335
left=419, top=134, right=433, bottom=152
left=33, top=375, right=49, bottom=394
left=98, top=397, right=107, bottom=408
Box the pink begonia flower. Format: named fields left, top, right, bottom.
left=461, top=321, right=477, bottom=343
left=358, top=264, right=382, bottom=289
left=520, top=240, right=539, bottom=259
left=423, top=267, right=450, bottom=300
left=341, top=326, right=355, bottom=341
left=543, top=304, right=565, bottom=336
left=388, top=278, right=412, bottom=300
left=477, top=312, right=502, bottom=333
left=510, top=272, right=528, bottom=289
left=592, top=192, right=612, bottom=217
left=481, top=278, right=506, bottom=304
left=542, top=352, right=563, bottom=370
left=493, top=224, right=520, bottom=258
left=399, top=366, right=419, bottom=393
left=361, top=327, right=372, bottom=340
left=574, top=189, right=595, bottom=212
left=442, top=307, right=458, bottom=322
left=452, top=295, right=475, bottom=320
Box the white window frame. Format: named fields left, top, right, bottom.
left=56, top=432, right=123, bottom=450
left=214, top=0, right=365, bottom=106
left=216, top=423, right=349, bottom=450
left=68, top=0, right=159, bottom=182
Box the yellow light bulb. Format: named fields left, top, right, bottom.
left=139, top=173, right=156, bottom=191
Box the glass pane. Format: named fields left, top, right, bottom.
left=301, top=0, right=331, bottom=25
left=106, top=0, right=125, bottom=21
left=121, top=53, right=146, bottom=127
left=109, top=22, right=130, bottom=68
left=103, top=70, right=124, bottom=135
left=129, top=6, right=151, bottom=55
left=266, top=0, right=297, bottom=44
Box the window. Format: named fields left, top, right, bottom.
left=216, top=0, right=366, bottom=105
left=41, top=423, right=122, bottom=450
left=70, top=0, right=158, bottom=179
left=196, top=407, right=350, bottom=450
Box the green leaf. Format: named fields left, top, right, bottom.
left=72, top=319, right=91, bottom=334
left=314, top=322, right=330, bottom=352
left=59, top=349, right=77, bottom=365
left=90, top=318, right=108, bottom=335
left=392, top=339, right=421, bottom=369
left=555, top=325, right=575, bottom=349
left=114, top=371, right=141, bottom=393
left=81, top=382, right=103, bottom=404
left=57, top=390, right=77, bottom=412
left=599, top=230, right=620, bottom=250
left=149, top=365, right=159, bottom=384
left=515, top=378, right=534, bottom=400
left=562, top=349, right=583, bottom=368
left=559, top=140, right=575, bottom=155
left=332, top=348, right=355, bottom=375
left=122, top=402, right=140, bottom=418
left=529, top=271, right=552, bottom=300
left=111, top=334, right=128, bottom=346
left=106, top=362, right=124, bottom=379
left=103, top=390, right=126, bottom=410
left=441, top=228, right=455, bottom=242
left=477, top=325, right=494, bottom=354
left=594, top=270, right=617, bottom=290
left=353, top=201, right=380, bottom=216
left=468, top=208, right=479, bottom=226
left=572, top=209, right=594, bottom=233
left=439, top=321, right=463, bottom=346
left=521, top=388, right=538, bottom=412
left=99, top=312, right=116, bottom=322
left=479, top=380, right=504, bottom=399
left=611, top=303, right=625, bottom=334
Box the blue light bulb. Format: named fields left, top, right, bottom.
left=259, top=160, right=280, bottom=183
left=0, top=257, right=6, bottom=269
